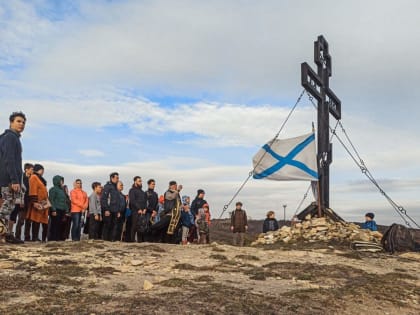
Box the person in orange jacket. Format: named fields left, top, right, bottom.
left=70, top=179, right=88, bottom=241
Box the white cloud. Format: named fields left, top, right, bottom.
left=4, top=1, right=415, bottom=103
left=78, top=149, right=104, bottom=157
left=0, top=93, right=160, bottom=128
left=2, top=1, right=420, bottom=227
left=0, top=0, right=56, bottom=67
left=0, top=89, right=316, bottom=146
left=135, top=101, right=317, bottom=146
left=2, top=87, right=420, bottom=178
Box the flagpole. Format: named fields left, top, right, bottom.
left=312, top=122, right=322, bottom=218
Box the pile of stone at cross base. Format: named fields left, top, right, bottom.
left=251, top=213, right=383, bottom=246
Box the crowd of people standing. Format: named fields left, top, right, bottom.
left=2, top=166, right=213, bottom=245
left=0, top=111, right=381, bottom=249
left=1, top=111, right=257, bottom=247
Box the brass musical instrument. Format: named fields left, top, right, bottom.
left=167, top=197, right=181, bottom=235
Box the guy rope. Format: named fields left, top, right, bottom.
left=218, top=35, right=419, bottom=229
left=217, top=89, right=306, bottom=221
left=217, top=87, right=419, bottom=229
left=306, top=92, right=419, bottom=228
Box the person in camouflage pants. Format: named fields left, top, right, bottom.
left=0, top=112, right=26, bottom=242
left=0, top=187, right=18, bottom=235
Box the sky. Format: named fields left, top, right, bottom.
left=1, top=0, right=419, bottom=225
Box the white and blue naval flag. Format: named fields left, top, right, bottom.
left=253, top=133, right=318, bottom=181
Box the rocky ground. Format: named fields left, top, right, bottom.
left=0, top=224, right=419, bottom=315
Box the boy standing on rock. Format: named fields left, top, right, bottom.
left=230, top=201, right=248, bottom=247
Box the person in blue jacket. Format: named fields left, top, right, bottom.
left=180, top=201, right=193, bottom=245
left=263, top=211, right=279, bottom=233
left=362, top=212, right=378, bottom=231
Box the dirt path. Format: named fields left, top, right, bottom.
left=0, top=241, right=419, bottom=314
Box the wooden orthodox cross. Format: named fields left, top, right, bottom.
left=301, top=35, right=341, bottom=211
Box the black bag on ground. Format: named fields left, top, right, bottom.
left=381, top=223, right=416, bottom=253
left=136, top=214, right=149, bottom=234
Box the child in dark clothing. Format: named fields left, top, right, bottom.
left=362, top=212, right=378, bottom=231
left=263, top=211, right=279, bottom=233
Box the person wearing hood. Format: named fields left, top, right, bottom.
left=26, top=164, right=49, bottom=242
left=48, top=175, right=70, bottom=241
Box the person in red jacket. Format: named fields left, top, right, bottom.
left=70, top=179, right=88, bottom=241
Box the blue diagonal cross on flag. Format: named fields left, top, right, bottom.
left=253, top=133, right=318, bottom=181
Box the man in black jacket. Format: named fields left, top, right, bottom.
left=114, top=181, right=127, bottom=242
left=146, top=179, right=158, bottom=216
left=145, top=179, right=159, bottom=242
left=129, top=176, right=147, bottom=242
left=0, top=112, right=26, bottom=242
left=100, top=172, right=121, bottom=241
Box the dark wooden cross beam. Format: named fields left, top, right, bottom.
left=301, top=35, right=342, bottom=211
